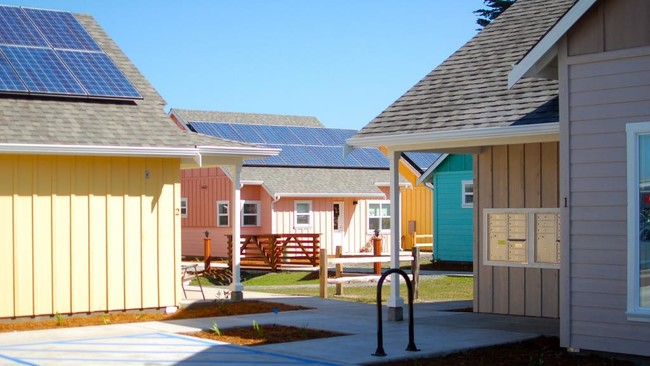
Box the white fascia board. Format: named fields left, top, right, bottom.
left=375, top=181, right=413, bottom=189
left=415, top=153, right=449, bottom=186
left=347, top=122, right=559, bottom=152
left=0, top=143, right=199, bottom=158
left=508, top=0, right=597, bottom=88
left=274, top=192, right=386, bottom=198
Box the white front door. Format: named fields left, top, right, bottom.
left=333, top=202, right=345, bottom=251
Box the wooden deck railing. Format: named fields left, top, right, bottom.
left=226, top=234, right=321, bottom=271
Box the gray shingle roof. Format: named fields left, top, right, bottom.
left=354, top=0, right=576, bottom=138
left=231, top=166, right=399, bottom=197
left=171, top=109, right=324, bottom=128
left=0, top=13, right=251, bottom=150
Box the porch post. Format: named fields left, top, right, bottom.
left=387, top=149, right=404, bottom=321
left=230, top=163, right=244, bottom=301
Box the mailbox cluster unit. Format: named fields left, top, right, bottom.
left=483, top=208, right=560, bottom=268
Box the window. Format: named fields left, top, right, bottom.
left=368, top=201, right=390, bottom=233
left=626, top=122, right=650, bottom=319
left=242, top=201, right=261, bottom=227
left=216, top=201, right=229, bottom=227
left=462, top=180, right=474, bottom=208
left=180, top=197, right=188, bottom=218
left=294, top=200, right=312, bottom=227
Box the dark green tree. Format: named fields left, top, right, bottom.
left=474, top=0, right=516, bottom=29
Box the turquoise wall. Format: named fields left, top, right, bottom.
left=432, top=155, right=473, bottom=262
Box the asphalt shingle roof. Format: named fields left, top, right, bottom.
left=354, top=0, right=577, bottom=138
left=228, top=166, right=395, bottom=197
left=0, top=12, right=251, bottom=150
left=172, top=109, right=324, bottom=128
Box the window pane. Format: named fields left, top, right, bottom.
left=218, top=216, right=229, bottom=226
left=381, top=218, right=391, bottom=230
left=369, top=218, right=379, bottom=231
left=296, top=203, right=310, bottom=213
left=244, top=203, right=258, bottom=214
left=465, top=194, right=474, bottom=204
left=218, top=203, right=228, bottom=214
left=368, top=204, right=379, bottom=216
left=296, top=215, right=310, bottom=225
left=380, top=204, right=390, bottom=217
left=466, top=183, right=474, bottom=194
left=243, top=215, right=257, bottom=226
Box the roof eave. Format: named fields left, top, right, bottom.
left=415, top=154, right=449, bottom=186
left=273, top=192, right=387, bottom=199
left=508, top=0, right=597, bottom=88
left=346, top=122, right=560, bottom=152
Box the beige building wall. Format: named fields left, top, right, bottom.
left=0, top=155, right=181, bottom=318
left=475, top=142, right=560, bottom=317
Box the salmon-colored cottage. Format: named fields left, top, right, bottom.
left=170, top=109, right=426, bottom=260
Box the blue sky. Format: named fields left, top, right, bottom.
left=3, top=1, right=484, bottom=129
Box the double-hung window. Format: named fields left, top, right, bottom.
left=368, top=201, right=390, bottom=233
left=242, top=201, right=261, bottom=227
left=627, top=122, right=650, bottom=319
left=180, top=197, right=188, bottom=218
left=462, top=180, right=474, bottom=208
left=216, top=201, right=229, bottom=227
left=294, top=200, right=312, bottom=228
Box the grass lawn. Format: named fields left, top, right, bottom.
left=193, top=270, right=473, bottom=303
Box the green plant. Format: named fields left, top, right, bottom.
left=299, top=323, right=309, bottom=338
left=210, top=321, right=221, bottom=336
left=252, top=320, right=264, bottom=338
left=54, top=312, right=64, bottom=327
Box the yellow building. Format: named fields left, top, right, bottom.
left=0, top=6, right=275, bottom=319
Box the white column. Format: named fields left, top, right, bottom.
left=387, top=149, right=404, bottom=320
left=230, top=163, right=243, bottom=300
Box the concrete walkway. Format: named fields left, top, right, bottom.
left=0, top=286, right=558, bottom=365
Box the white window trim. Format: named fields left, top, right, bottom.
left=216, top=200, right=229, bottom=227
left=294, top=200, right=313, bottom=228
left=461, top=180, right=474, bottom=208
left=242, top=200, right=261, bottom=227
left=368, top=200, right=391, bottom=234
left=626, top=121, right=650, bottom=321
left=180, top=197, right=188, bottom=219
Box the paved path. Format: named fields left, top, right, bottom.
left=0, top=288, right=558, bottom=365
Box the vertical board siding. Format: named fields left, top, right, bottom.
left=0, top=155, right=181, bottom=318
left=180, top=167, right=394, bottom=257
left=401, top=185, right=433, bottom=249
left=476, top=142, right=560, bottom=318
left=566, top=47, right=650, bottom=354
left=433, top=170, right=473, bottom=262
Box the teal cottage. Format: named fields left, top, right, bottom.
left=418, top=154, right=473, bottom=262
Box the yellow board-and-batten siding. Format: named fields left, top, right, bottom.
left=0, top=154, right=181, bottom=318
left=398, top=161, right=433, bottom=249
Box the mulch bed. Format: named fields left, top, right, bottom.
left=0, top=301, right=308, bottom=332
left=183, top=324, right=346, bottom=346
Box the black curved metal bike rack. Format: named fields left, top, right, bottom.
left=372, top=268, right=420, bottom=356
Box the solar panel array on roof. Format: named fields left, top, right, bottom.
left=402, top=151, right=442, bottom=173
left=0, top=5, right=141, bottom=99
left=189, top=121, right=389, bottom=169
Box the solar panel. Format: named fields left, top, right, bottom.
left=0, top=6, right=48, bottom=47
left=0, top=52, right=27, bottom=92
left=24, top=8, right=101, bottom=51
left=229, top=124, right=266, bottom=144
left=0, top=5, right=141, bottom=100
left=1, top=45, right=85, bottom=95
left=56, top=50, right=142, bottom=98
left=287, top=126, right=324, bottom=146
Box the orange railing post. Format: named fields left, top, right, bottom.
left=372, top=231, right=382, bottom=275
left=203, top=231, right=211, bottom=270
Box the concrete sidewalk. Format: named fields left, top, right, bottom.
left=0, top=287, right=558, bottom=365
